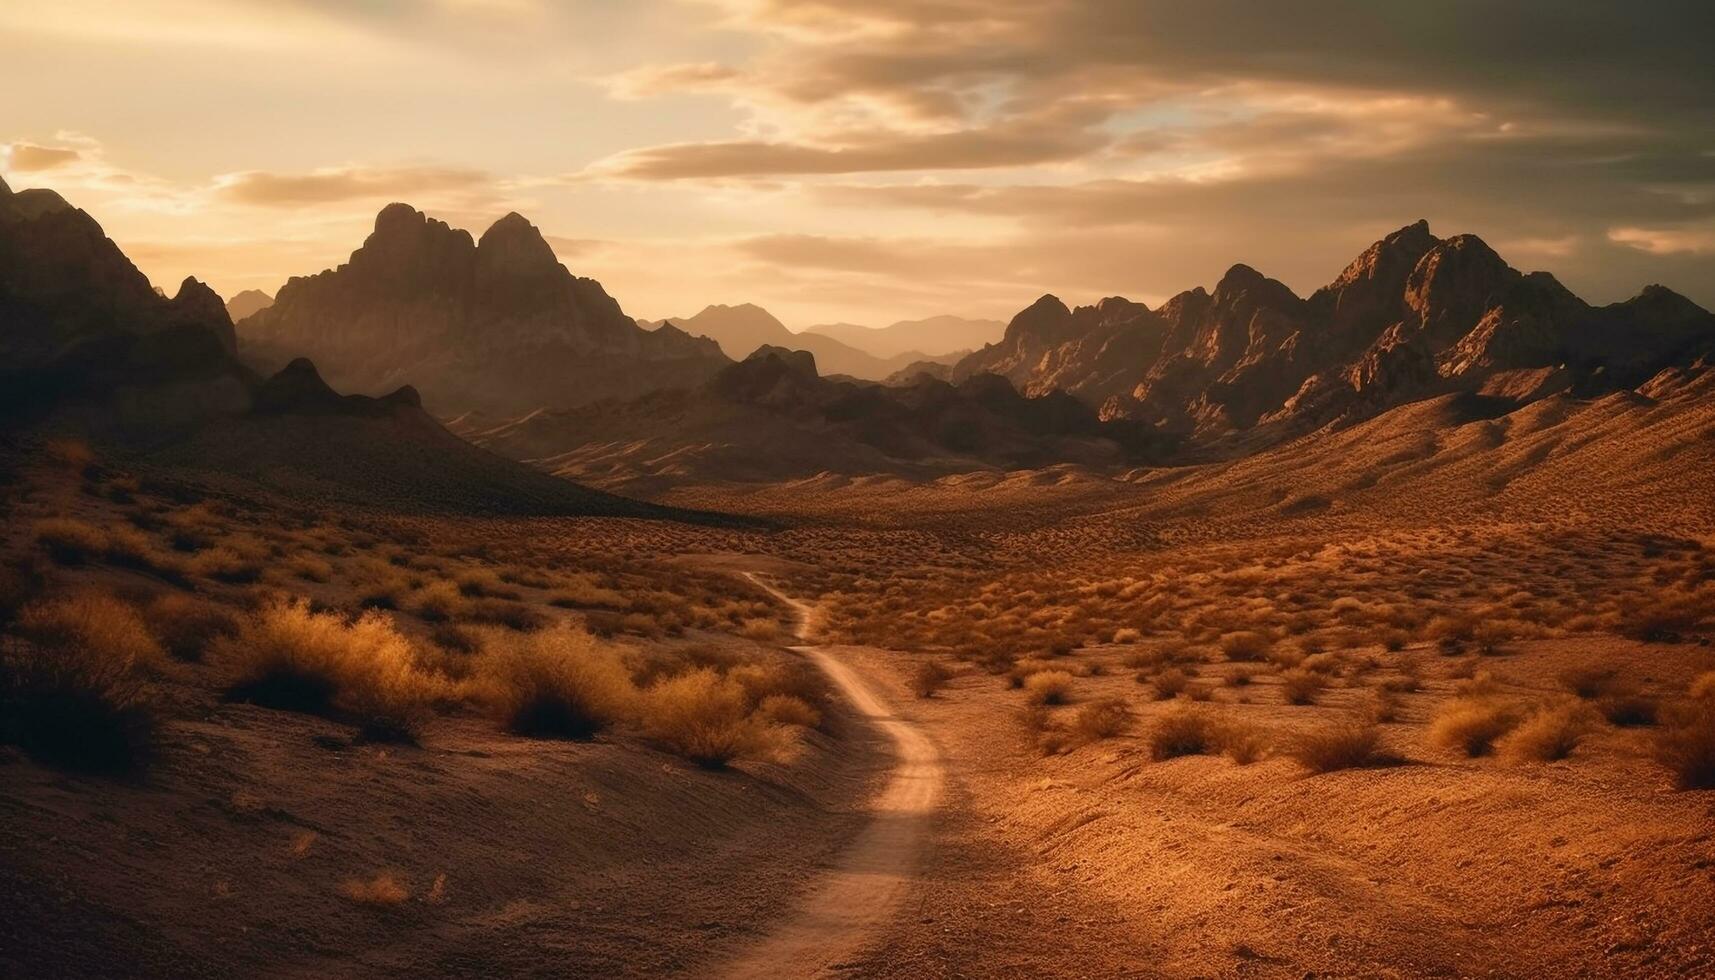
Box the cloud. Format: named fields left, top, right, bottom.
left=607, top=61, right=743, bottom=99
left=3, top=142, right=82, bottom=171
left=1607, top=226, right=1715, bottom=256
left=213, top=165, right=497, bottom=206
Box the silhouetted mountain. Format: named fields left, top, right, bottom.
left=954, top=221, right=1715, bottom=447
left=643, top=303, right=965, bottom=381
left=457, top=347, right=1168, bottom=492
left=225, top=288, right=273, bottom=322
left=0, top=180, right=737, bottom=521
left=239, top=205, right=729, bottom=414
left=804, top=315, right=1004, bottom=359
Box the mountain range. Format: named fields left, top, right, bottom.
left=953, top=220, right=1715, bottom=450
left=454, top=345, right=1162, bottom=493
left=238, top=205, right=730, bottom=415
left=804, top=315, right=1005, bottom=359
left=0, top=178, right=729, bottom=521
left=640, top=304, right=973, bottom=381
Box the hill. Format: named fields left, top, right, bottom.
left=643, top=304, right=965, bottom=381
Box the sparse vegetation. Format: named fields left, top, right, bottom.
left=1292, top=719, right=1394, bottom=773
left=339, top=872, right=410, bottom=906
left=478, top=623, right=633, bottom=740
left=640, top=668, right=789, bottom=768
left=1653, top=703, right=1715, bottom=790
left=911, top=659, right=954, bottom=698
left=1022, top=669, right=1075, bottom=705
left=1428, top=698, right=1521, bottom=757
left=1499, top=703, right=1597, bottom=762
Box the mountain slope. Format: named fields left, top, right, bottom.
left=225, top=288, right=273, bottom=322
left=239, top=205, right=729, bottom=415
left=803, top=315, right=1004, bottom=359
left=954, top=221, right=1715, bottom=448
left=457, top=347, right=1167, bottom=493
left=644, top=304, right=964, bottom=381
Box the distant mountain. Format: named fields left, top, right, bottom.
left=804, top=315, right=1005, bottom=359
left=225, top=288, right=273, bottom=322
left=239, top=205, right=729, bottom=415
left=642, top=303, right=966, bottom=381
left=0, top=179, right=732, bottom=521
left=457, top=346, right=1166, bottom=493
left=955, top=220, right=1715, bottom=448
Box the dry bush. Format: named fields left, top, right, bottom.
left=911, top=659, right=954, bottom=698
left=1267, top=647, right=1307, bottom=671
left=214, top=598, right=441, bottom=742
left=1069, top=698, right=1133, bottom=743
left=1, top=595, right=161, bottom=771
left=189, top=545, right=263, bottom=584
left=339, top=873, right=410, bottom=906
left=464, top=598, right=547, bottom=632
left=1691, top=672, right=1715, bottom=701
left=142, top=593, right=236, bottom=662
left=1500, top=702, right=1598, bottom=762
left=1225, top=666, right=1257, bottom=687
left=757, top=693, right=821, bottom=729
left=1292, top=719, right=1395, bottom=773
left=738, top=617, right=783, bottom=643
left=412, top=581, right=468, bottom=622
left=429, top=624, right=481, bottom=655
left=1281, top=669, right=1327, bottom=705
left=33, top=518, right=107, bottom=565
left=1150, top=667, right=1191, bottom=700
left=1023, top=670, right=1075, bottom=705
left=1007, top=657, right=1061, bottom=688
left=455, top=569, right=520, bottom=600
left=1558, top=666, right=1623, bottom=700
left=478, top=623, right=634, bottom=740
left=1653, top=703, right=1715, bottom=789
left=1428, top=698, right=1521, bottom=757
left=1112, top=627, right=1142, bottom=644
left=640, top=668, right=789, bottom=768
left=1182, top=681, right=1215, bottom=702
left=1147, top=706, right=1221, bottom=760
left=1220, top=720, right=1268, bottom=765
left=1368, top=689, right=1402, bottom=723
left=1596, top=694, right=1657, bottom=727
left=1452, top=670, right=1501, bottom=698
left=1219, top=631, right=1269, bottom=662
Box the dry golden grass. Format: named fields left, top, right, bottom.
left=1291, top=719, right=1395, bottom=773
left=1022, top=670, right=1075, bottom=705
left=1068, top=697, right=1133, bottom=742
left=639, top=668, right=789, bottom=768
left=1653, top=703, right=1715, bottom=790
left=1596, top=693, right=1658, bottom=727
left=339, top=872, right=410, bottom=906
left=1147, top=706, right=1224, bottom=760
left=1558, top=666, right=1624, bottom=700
left=213, top=598, right=442, bottom=742
left=1, top=594, right=161, bottom=772
left=757, top=693, right=821, bottom=729
left=737, top=617, right=782, bottom=643
left=1690, top=672, right=1715, bottom=700
left=1428, top=697, right=1521, bottom=757
left=1499, top=702, right=1598, bottom=762
left=1149, top=667, right=1191, bottom=700
left=1219, top=630, right=1269, bottom=662
left=1281, top=669, right=1327, bottom=705
left=476, top=623, right=634, bottom=740
left=141, top=593, right=235, bottom=663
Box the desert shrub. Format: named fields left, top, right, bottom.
left=640, top=668, right=788, bottom=767
left=1653, top=703, right=1715, bottom=789
left=464, top=598, right=547, bottom=632
left=1182, top=681, right=1215, bottom=702
left=429, top=624, right=481, bottom=655
left=455, top=569, right=520, bottom=600
left=1500, top=702, right=1597, bottom=762
left=287, top=553, right=334, bottom=583
left=757, top=693, right=821, bottom=729
left=1267, top=647, right=1307, bottom=670
left=1692, top=672, right=1715, bottom=701
left=911, top=659, right=954, bottom=698
left=1281, top=669, right=1327, bottom=705
left=738, top=617, right=782, bottom=643
left=1596, top=694, right=1657, bottom=727
left=1225, top=667, right=1257, bottom=687
left=33, top=518, right=107, bottom=565
left=478, top=623, right=634, bottom=740
left=1069, top=698, right=1133, bottom=742
left=1007, top=657, right=1060, bottom=688
left=1369, top=689, right=1402, bottom=723
left=0, top=596, right=161, bottom=771
left=1292, top=719, right=1395, bottom=773
left=412, top=581, right=467, bottom=622
left=339, top=873, right=410, bottom=906
left=1150, top=667, right=1191, bottom=701
left=1219, top=631, right=1269, bottom=662
left=1452, top=670, right=1501, bottom=698
left=1558, top=666, right=1622, bottom=700
left=1023, top=670, right=1075, bottom=705
left=1147, top=706, right=1220, bottom=760
left=214, top=598, right=440, bottom=742
left=142, top=593, right=236, bottom=662
left=1428, top=698, right=1521, bottom=757
left=1112, top=627, right=1142, bottom=644
left=190, top=545, right=263, bottom=584
left=1220, top=721, right=1268, bottom=765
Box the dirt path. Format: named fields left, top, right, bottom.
left=718, top=574, right=945, bottom=979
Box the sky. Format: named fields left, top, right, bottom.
left=3, top=0, right=1713, bottom=329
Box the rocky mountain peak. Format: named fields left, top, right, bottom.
left=477, top=211, right=559, bottom=275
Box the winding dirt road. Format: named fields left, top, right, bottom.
left=720, top=574, right=944, bottom=979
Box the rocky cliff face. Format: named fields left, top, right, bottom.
left=955, top=221, right=1715, bottom=444
left=240, top=204, right=729, bottom=414
left=0, top=176, right=236, bottom=368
